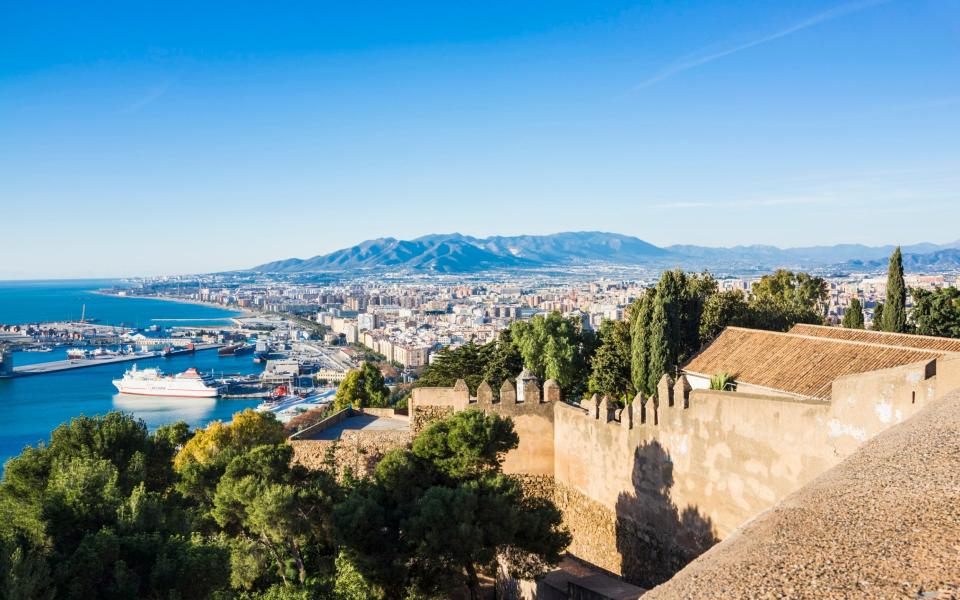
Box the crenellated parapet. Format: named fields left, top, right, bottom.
left=410, top=369, right=561, bottom=428
left=410, top=369, right=558, bottom=475
left=569, top=373, right=697, bottom=433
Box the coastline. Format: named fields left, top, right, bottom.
left=90, top=290, right=256, bottom=320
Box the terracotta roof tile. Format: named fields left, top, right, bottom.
left=788, top=323, right=960, bottom=353
left=682, top=327, right=950, bottom=400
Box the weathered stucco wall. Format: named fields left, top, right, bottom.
left=551, top=358, right=951, bottom=587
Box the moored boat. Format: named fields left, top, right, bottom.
left=218, top=343, right=241, bottom=356
left=112, top=365, right=222, bottom=398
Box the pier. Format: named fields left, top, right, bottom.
left=7, top=344, right=223, bottom=378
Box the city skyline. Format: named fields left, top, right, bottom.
left=3, top=0, right=959, bottom=278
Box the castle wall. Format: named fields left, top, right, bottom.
left=411, top=379, right=558, bottom=475
left=551, top=358, right=947, bottom=586
left=409, top=356, right=960, bottom=589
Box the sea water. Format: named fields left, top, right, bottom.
left=0, top=280, right=264, bottom=469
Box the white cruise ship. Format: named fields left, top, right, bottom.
left=112, top=365, right=221, bottom=398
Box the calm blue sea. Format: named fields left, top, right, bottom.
left=0, top=279, right=241, bottom=327
left=0, top=280, right=264, bottom=471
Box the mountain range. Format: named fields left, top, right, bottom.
left=250, top=232, right=960, bottom=274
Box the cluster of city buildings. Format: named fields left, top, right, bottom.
left=117, top=271, right=958, bottom=371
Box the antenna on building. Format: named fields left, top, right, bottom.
left=80, top=304, right=86, bottom=324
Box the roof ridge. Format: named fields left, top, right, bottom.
left=791, top=323, right=960, bottom=345
left=724, top=326, right=950, bottom=356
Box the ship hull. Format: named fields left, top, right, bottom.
left=112, top=382, right=220, bottom=398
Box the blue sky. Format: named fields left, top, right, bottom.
left=1, top=0, right=958, bottom=278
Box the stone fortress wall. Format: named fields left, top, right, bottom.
left=409, top=354, right=960, bottom=588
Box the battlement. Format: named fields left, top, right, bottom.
left=411, top=373, right=560, bottom=475
left=411, top=375, right=561, bottom=425
left=409, top=344, right=960, bottom=590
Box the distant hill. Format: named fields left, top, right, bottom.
left=841, top=248, right=960, bottom=272
left=249, top=232, right=960, bottom=274
left=251, top=231, right=667, bottom=273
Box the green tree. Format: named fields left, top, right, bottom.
left=174, top=409, right=288, bottom=507
left=212, top=444, right=340, bottom=588
left=588, top=319, right=634, bottom=402
left=414, top=341, right=487, bottom=393
left=698, top=290, right=751, bottom=343
left=480, top=329, right=524, bottom=396
left=882, top=247, right=907, bottom=333
left=873, top=302, right=884, bottom=330
left=910, top=287, right=960, bottom=338
left=658, top=270, right=717, bottom=366
left=841, top=297, right=865, bottom=329
left=630, top=290, right=655, bottom=397
left=333, top=410, right=569, bottom=600
left=0, top=413, right=233, bottom=599
left=511, top=312, right=596, bottom=396
left=748, top=270, right=827, bottom=331
left=630, top=271, right=717, bottom=398
left=334, top=362, right=391, bottom=411
left=645, top=295, right=671, bottom=395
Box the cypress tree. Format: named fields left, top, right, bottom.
left=656, top=270, right=685, bottom=369
left=873, top=302, right=884, bottom=330
left=883, top=247, right=907, bottom=332
left=630, top=291, right=654, bottom=396
left=842, top=297, right=865, bottom=329
left=645, top=295, right=670, bottom=395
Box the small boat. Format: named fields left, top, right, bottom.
left=218, top=343, right=245, bottom=356
left=24, top=346, right=53, bottom=353
left=67, top=348, right=90, bottom=360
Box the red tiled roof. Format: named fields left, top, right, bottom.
left=682, top=327, right=951, bottom=400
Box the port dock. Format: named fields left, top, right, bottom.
left=8, top=344, right=223, bottom=378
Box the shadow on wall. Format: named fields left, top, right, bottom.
left=615, top=441, right=718, bottom=588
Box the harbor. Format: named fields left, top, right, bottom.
left=0, top=281, right=367, bottom=469
left=0, top=282, right=269, bottom=469
left=8, top=343, right=223, bottom=377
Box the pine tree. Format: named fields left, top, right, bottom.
left=883, top=247, right=906, bottom=332
left=645, top=295, right=670, bottom=395
left=841, top=297, right=865, bottom=329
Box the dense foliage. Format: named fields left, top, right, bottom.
left=414, top=321, right=594, bottom=398
left=1, top=408, right=568, bottom=599
left=587, top=319, right=634, bottom=402
left=910, top=286, right=960, bottom=338
left=0, top=413, right=230, bottom=599
left=333, top=363, right=390, bottom=411
left=841, top=297, right=865, bottom=329
left=333, top=410, right=569, bottom=600
left=510, top=313, right=596, bottom=396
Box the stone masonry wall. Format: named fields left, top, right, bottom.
left=290, top=429, right=412, bottom=479
left=411, top=405, right=454, bottom=435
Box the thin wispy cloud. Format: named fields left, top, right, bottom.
left=120, top=80, right=173, bottom=114
left=651, top=196, right=835, bottom=210
left=636, top=0, right=893, bottom=89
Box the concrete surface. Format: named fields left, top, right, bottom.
left=308, top=414, right=409, bottom=440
